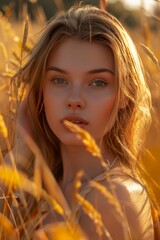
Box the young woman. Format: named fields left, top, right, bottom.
left=1, top=4, right=158, bottom=240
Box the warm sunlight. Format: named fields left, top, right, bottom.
left=0, top=1, right=159, bottom=239
left=121, top=0, right=155, bottom=10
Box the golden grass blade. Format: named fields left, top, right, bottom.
left=22, top=16, right=29, bottom=51
left=0, top=213, right=18, bottom=239
left=18, top=82, right=26, bottom=101
left=90, top=180, right=123, bottom=217
left=140, top=43, right=160, bottom=70
left=63, top=120, right=108, bottom=169
left=35, top=222, right=88, bottom=240
left=75, top=193, right=104, bottom=237
left=0, top=165, right=65, bottom=217
left=10, top=60, right=19, bottom=68
left=72, top=170, right=84, bottom=208
left=23, top=44, right=32, bottom=52
left=0, top=42, right=8, bottom=72
left=0, top=42, right=8, bottom=64
left=0, top=114, right=8, bottom=138
left=73, top=172, right=103, bottom=236
left=0, top=147, right=3, bottom=165
left=152, top=207, right=159, bottom=223
left=41, top=190, right=64, bottom=216
left=41, top=160, right=71, bottom=218
left=34, top=156, right=42, bottom=201
left=17, top=125, right=72, bottom=218
left=2, top=72, right=14, bottom=78
left=76, top=192, right=113, bottom=239
left=12, top=51, right=21, bottom=62
left=73, top=172, right=112, bottom=239
left=33, top=229, right=49, bottom=240
left=0, top=165, right=36, bottom=194
left=1, top=191, right=19, bottom=232
left=90, top=180, right=139, bottom=240
left=144, top=10, right=160, bottom=23
left=63, top=120, right=101, bottom=158
left=73, top=171, right=84, bottom=191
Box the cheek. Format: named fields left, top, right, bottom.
left=43, top=85, right=60, bottom=110
left=101, top=95, right=115, bottom=119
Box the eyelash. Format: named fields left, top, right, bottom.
left=51, top=77, right=68, bottom=85
left=90, top=79, right=108, bottom=87
left=50, top=77, right=108, bottom=87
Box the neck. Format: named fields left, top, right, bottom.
left=60, top=143, right=116, bottom=188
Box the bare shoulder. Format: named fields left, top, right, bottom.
left=78, top=172, right=154, bottom=240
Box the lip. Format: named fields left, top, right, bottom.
left=61, top=116, right=89, bottom=126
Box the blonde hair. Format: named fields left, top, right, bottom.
left=19, top=5, right=151, bottom=180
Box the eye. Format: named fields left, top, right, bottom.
left=90, top=79, right=108, bottom=87
left=51, top=77, right=68, bottom=85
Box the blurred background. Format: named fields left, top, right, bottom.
left=0, top=0, right=160, bottom=202
left=0, top=0, right=160, bottom=25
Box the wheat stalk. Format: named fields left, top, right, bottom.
left=90, top=180, right=123, bottom=218
left=140, top=43, right=160, bottom=71
left=0, top=114, right=8, bottom=138
left=63, top=120, right=108, bottom=169
left=0, top=213, right=18, bottom=240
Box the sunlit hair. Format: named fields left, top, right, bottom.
left=20, top=5, right=151, bottom=180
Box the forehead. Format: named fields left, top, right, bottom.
left=46, top=38, right=114, bottom=73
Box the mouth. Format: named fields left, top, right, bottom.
left=61, top=116, right=89, bottom=127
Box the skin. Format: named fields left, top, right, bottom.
left=43, top=38, right=116, bottom=146
left=43, top=38, right=118, bottom=194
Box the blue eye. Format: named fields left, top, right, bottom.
left=90, top=79, right=107, bottom=87
left=51, top=77, right=68, bottom=85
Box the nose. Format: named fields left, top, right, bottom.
left=66, top=87, right=86, bottom=110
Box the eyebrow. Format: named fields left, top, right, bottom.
left=46, top=66, right=114, bottom=75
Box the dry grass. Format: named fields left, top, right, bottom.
left=130, top=11, right=160, bottom=201
left=0, top=0, right=160, bottom=239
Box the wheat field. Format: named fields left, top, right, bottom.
left=0, top=0, right=160, bottom=239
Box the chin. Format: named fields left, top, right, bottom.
left=59, top=135, right=84, bottom=147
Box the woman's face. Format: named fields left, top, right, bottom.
left=43, top=38, right=116, bottom=147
